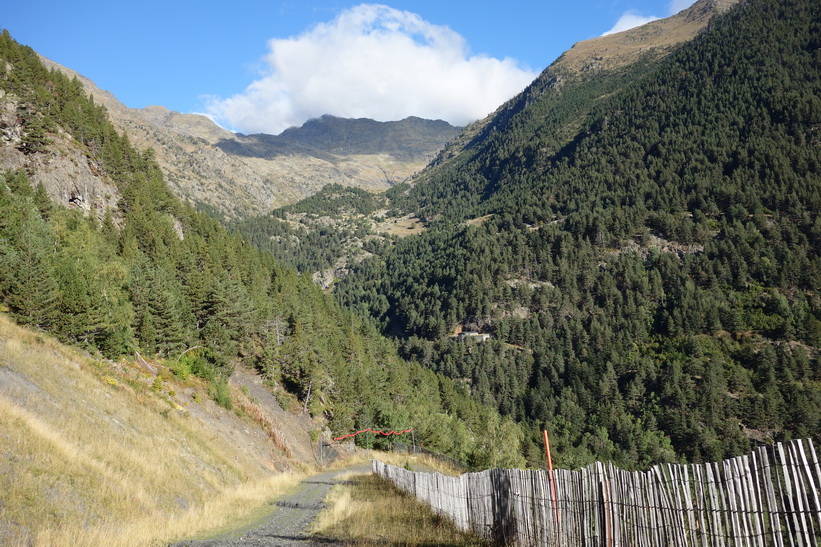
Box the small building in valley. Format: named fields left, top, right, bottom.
left=457, top=331, right=491, bottom=343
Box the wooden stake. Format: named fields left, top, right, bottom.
left=543, top=430, right=561, bottom=540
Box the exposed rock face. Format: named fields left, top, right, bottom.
left=38, top=57, right=459, bottom=220
left=0, top=92, right=120, bottom=219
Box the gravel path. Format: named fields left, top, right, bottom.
left=172, top=463, right=372, bottom=547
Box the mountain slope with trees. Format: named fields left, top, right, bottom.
left=228, top=0, right=742, bottom=290
left=0, top=29, right=524, bottom=470
left=333, top=0, right=821, bottom=468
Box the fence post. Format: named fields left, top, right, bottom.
left=543, top=429, right=561, bottom=543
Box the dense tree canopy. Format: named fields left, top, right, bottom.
left=0, top=30, right=525, bottom=469
left=333, top=0, right=821, bottom=468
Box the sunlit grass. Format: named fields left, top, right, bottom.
left=365, top=449, right=465, bottom=476
left=311, top=472, right=487, bottom=546
left=28, top=472, right=305, bottom=547
left=0, top=315, right=478, bottom=546
left=0, top=315, right=306, bottom=546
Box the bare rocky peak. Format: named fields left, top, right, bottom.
left=39, top=56, right=459, bottom=220
left=135, top=105, right=233, bottom=143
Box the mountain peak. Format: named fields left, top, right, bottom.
left=38, top=56, right=459, bottom=219
left=273, top=115, right=460, bottom=160
left=554, top=0, right=741, bottom=78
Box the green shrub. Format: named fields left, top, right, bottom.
left=179, top=348, right=231, bottom=381
left=170, top=358, right=192, bottom=380
left=208, top=376, right=232, bottom=410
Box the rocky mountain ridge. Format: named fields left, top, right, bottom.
left=0, top=89, right=121, bottom=220
left=38, top=57, right=459, bottom=220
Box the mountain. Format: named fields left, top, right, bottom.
left=226, top=115, right=460, bottom=163
left=552, top=0, right=739, bottom=77
left=417, top=0, right=739, bottom=190
left=35, top=55, right=459, bottom=220
left=231, top=0, right=745, bottom=286
left=0, top=29, right=526, bottom=539
left=331, top=0, right=821, bottom=468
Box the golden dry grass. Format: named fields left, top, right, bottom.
left=555, top=0, right=741, bottom=78
left=26, top=473, right=305, bottom=547
left=362, top=450, right=465, bottom=477
left=232, top=387, right=292, bottom=457
left=0, top=314, right=474, bottom=546
left=0, top=315, right=307, bottom=546
left=310, top=472, right=487, bottom=546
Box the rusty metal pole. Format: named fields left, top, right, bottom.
left=543, top=430, right=561, bottom=542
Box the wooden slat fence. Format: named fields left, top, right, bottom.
left=373, top=438, right=821, bottom=546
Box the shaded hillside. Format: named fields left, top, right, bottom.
left=0, top=30, right=524, bottom=472
left=281, top=115, right=459, bottom=161
left=230, top=185, right=387, bottom=281
left=403, top=0, right=740, bottom=214
left=335, top=0, right=821, bottom=468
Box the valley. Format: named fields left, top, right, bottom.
left=0, top=0, right=819, bottom=543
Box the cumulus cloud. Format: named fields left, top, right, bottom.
left=205, top=4, right=537, bottom=135
left=602, top=12, right=661, bottom=36
left=669, top=0, right=698, bottom=14
left=602, top=0, right=697, bottom=37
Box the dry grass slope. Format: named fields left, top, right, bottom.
left=554, top=0, right=741, bottom=77
left=0, top=315, right=308, bottom=547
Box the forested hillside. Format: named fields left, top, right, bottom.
left=334, top=0, right=821, bottom=468
left=231, top=184, right=386, bottom=275
left=0, top=30, right=524, bottom=469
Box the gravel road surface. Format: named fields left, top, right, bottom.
left=173, top=463, right=372, bottom=546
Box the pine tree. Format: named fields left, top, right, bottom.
left=0, top=207, right=59, bottom=328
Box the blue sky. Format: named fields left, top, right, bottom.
left=2, top=0, right=694, bottom=134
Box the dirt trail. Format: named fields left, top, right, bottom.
left=173, top=463, right=372, bottom=546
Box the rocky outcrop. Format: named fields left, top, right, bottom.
left=0, top=91, right=120, bottom=219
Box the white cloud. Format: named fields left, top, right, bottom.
left=602, top=11, right=661, bottom=36
left=602, top=0, right=698, bottom=37
left=205, top=4, right=537, bottom=135
left=669, top=0, right=697, bottom=15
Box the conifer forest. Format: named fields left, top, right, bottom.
left=1, top=0, right=820, bottom=471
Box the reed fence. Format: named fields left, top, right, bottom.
left=373, top=438, right=821, bottom=546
